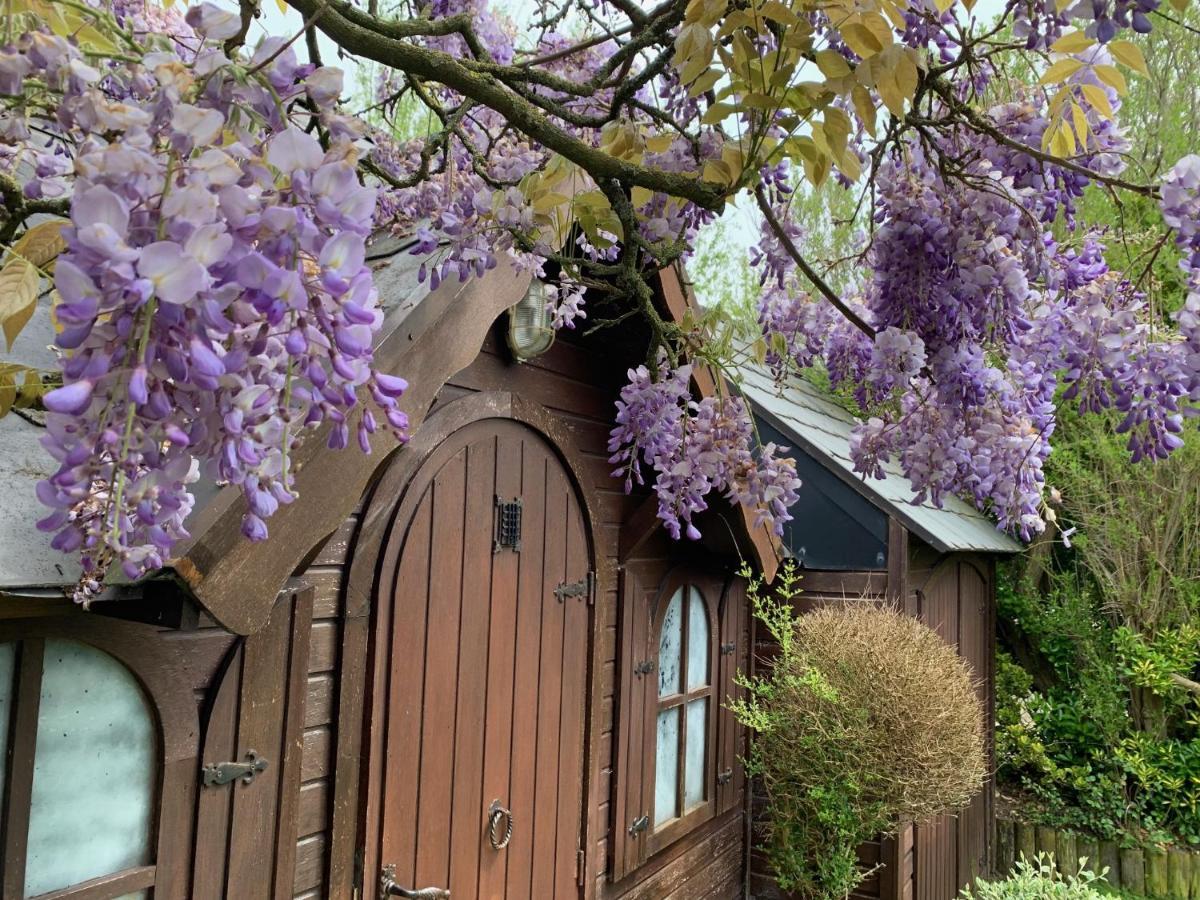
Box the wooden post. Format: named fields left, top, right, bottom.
left=1148, top=847, right=1170, bottom=898
left=1189, top=847, right=1200, bottom=900
left=1076, top=837, right=1099, bottom=878
left=1015, top=823, right=1036, bottom=865
left=1121, top=846, right=1146, bottom=896
left=1099, top=840, right=1121, bottom=887
left=1058, top=832, right=1078, bottom=878
left=1037, top=827, right=1058, bottom=869
left=1167, top=848, right=1190, bottom=900
left=996, top=820, right=1016, bottom=877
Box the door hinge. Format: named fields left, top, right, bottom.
left=493, top=496, right=523, bottom=553
left=201, top=749, right=268, bottom=787
left=628, top=814, right=650, bottom=836
left=633, top=659, right=655, bottom=678
left=554, top=570, right=595, bottom=605
left=577, top=848, right=586, bottom=887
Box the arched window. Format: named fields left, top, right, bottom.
left=650, top=580, right=717, bottom=850
left=0, top=619, right=197, bottom=899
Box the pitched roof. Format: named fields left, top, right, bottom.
left=737, top=363, right=1022, bottom=555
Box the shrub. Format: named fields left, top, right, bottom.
left=961, top=854, right=1107, bottom=900
left=732, top=562, right=987, bottom=900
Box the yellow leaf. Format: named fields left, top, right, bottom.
left=836, top=147, right=862, bottom=182
left=1108, top=39, right=1148, bottom=75
left=631, top=186, right=654, bottom=208
left=10, top=219, right=67, bottom=269
left=934, top=0, right=955, bottom=14
left=894, top=49, right=919, bottom=100
left=852, top=84, right=877, bottom=136
left=687, top=67, right=723, bottom=97
left=841, top=23, right=883, bottom=59
left=1050, top=31, right=1094, bottom=53
left=1080, top=82, right=1114, bottom=119
left=1070, top=100, right=1091, bottom=149
left=701, top=101, right=738, bottom=125
left=876, top=68, right=906, bottom=117
left=0, top=258, right=40, bottom=352
left=1056, top=0, right=1073, bottom=12
left=1170, top=0, right=1188, bottom=11
left=702, top=158, right=734, bottom=186
left=815, top=49, right=852, bottom=79
left=1094, top=64, right=1128, bottom=95
left=275, top=0, right=288, bottom=11
left=861, top=12, right=895, bottom=49
left=759, top=0, right=801, bottom=25
left=645, top=133, right=676, bottom=153
left=532, top=191, right=571, bottom=214
left=1039, top=58, right=1085, bottom=84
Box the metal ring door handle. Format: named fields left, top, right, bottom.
left=488, top=799, right=513, bottom=850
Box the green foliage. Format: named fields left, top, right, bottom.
left=732, top=561, right=986, bottom=900
left=961, top=854, right=1109, bottom=900
left=996, top=567, right=1200, bottom=847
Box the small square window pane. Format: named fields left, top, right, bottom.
left=654, top=706, right=680, bottom=826
left=0, top=642, right=14, bottom=813
left=658, top=588, right=683, bottom=698
left=25, top=640, right=156, bottom=897
left=684, top=698, right=708, bottom=811
left=686, top=587, right=709, bottom=691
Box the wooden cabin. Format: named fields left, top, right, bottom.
left=739, top=365, right=1020, bottom=900
left=0, top=242, right=1015, bottom=900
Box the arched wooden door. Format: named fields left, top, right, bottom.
left=367, top=417, right=592, bottom=900
left=913, top=558, right=992, bottom=900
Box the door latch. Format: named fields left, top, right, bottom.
left=379, top=865, right=450, bottom=898
left=201, top=749, right=268, bottom=787
left=628, top=814, right=650, bottom=836
left=717, top=768, right=734, bottom=786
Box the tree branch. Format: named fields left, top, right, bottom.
left=288, top=0, right=727, bottom=211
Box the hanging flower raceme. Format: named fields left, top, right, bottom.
left=5, top=7, right=408, bottom=600
left=608, top=353, right=801, bottom=540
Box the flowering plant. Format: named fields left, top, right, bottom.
left=0, top=0, right=1197, bottom=601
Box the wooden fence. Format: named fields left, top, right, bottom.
left=994, top=818, right=1200, bottom=899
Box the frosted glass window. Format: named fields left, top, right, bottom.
left=684, top=699, right=707, bottom=810
left=654, top=707, right=680, bottom=825
left=24, top=639, right=156, bottom=897
left=0, top=642, right=14, bottom=813
left=686, top=587, right=709, bottom=691
left=657, top=588, right=683, bottom=698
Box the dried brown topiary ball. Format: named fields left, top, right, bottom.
left=789, top=604, right=988, bottom=822
left=740, top=592, right=987, bottom=899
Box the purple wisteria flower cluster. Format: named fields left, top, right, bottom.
left=608, top=353, right=801, bottom=540
left=3, top=6, right=408, bottom=599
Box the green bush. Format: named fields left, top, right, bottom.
left=733, top=562, right=987, bottom=900
left=961, top=855, right=1108, bottom=900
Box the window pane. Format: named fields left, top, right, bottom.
left=25, top=640, right=156, bottom=897
left=654, top=706, right=680, bottom=826
left=0, top=642, right=14, bottom=813
left=658, top=588, right=683, bottom=697
left=684, top=698, right=708, bottom=811
left=686, top=587, right=709, bottom=691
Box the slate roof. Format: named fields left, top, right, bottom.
left=737, top=363, right=1022, bottom=555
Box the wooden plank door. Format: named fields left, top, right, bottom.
left=914, top=559, right=991, bottom=900
left=192, top=585, right=314, bottom=900
left=371, top=419, right=592, bottom=900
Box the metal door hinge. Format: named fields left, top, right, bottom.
left=577, top=849, right=586, bottom=887
left=493, top=496, right=522, bottom=552
left=628, top=814, right=650, bottom=836
left=720, top=641, right=736, bottom=655
left=202, top=749, right=268, bottom=787
left=555, top=571, right=595, bottom=605
left=633, top=659, right=655, bottom=678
